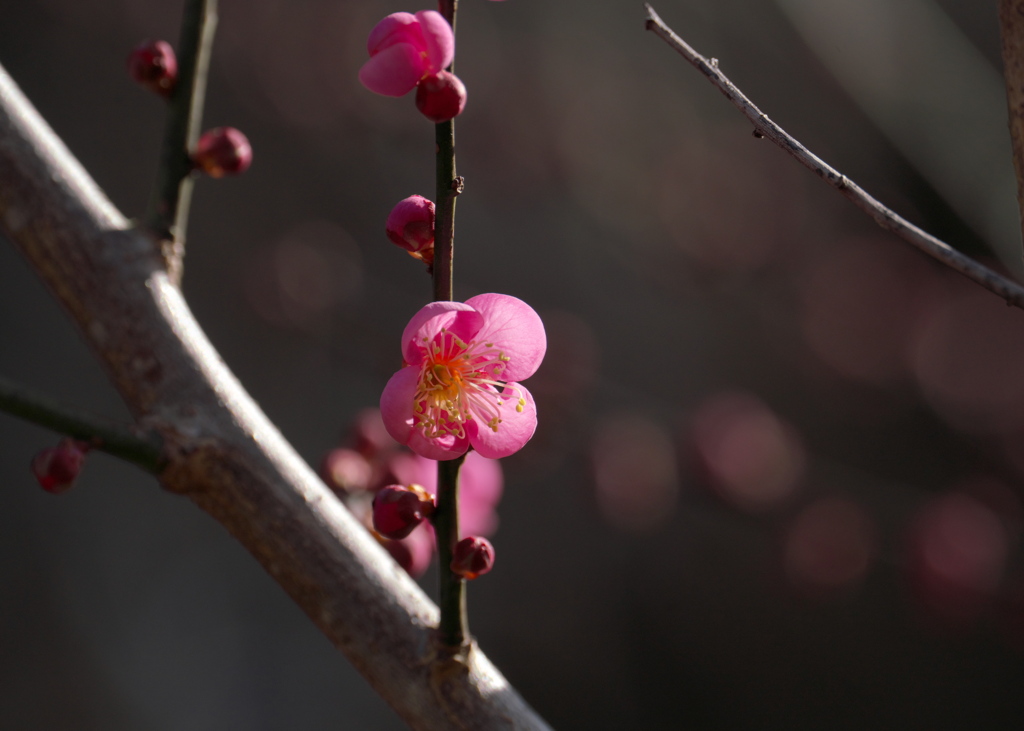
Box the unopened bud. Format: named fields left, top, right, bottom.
left=31, top=439, right=89, bottom=494
left=320, top=448, right=372, bottom=494
left=386, top=195, right=435, bottom=265
left=372, top=484, right=435, bottom=540
left=450, top=536, right=495, bottom=580
left=127, top=40, right=178, bottom=97
left=192, top=127, right=253, bottom=178
left=415, top=71, right=467, bottom=124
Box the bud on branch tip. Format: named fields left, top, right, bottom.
left=192, top=127, right=253, bottom=178
left=31, top=439, right=89, bottom=494
left=127, top=40, right=178, bottom=98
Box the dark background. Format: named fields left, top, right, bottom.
left=3, top=0, right=1024, bottom=728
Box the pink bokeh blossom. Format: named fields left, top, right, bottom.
left=380, top=293, right=546, bottom=460
left=359, top=11, right=454, bottom=97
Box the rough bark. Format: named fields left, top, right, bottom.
left=1001, top=0, right=1024, bottom=261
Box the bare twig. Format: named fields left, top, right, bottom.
left=145, top=0, right=218, bottom=284
left=432, top=0, right=471, bottom=653
left=0, top=62, right=549, bottom=731
left=0, top=375, right=164, bottom=473
left=434, top=454, right=468, bottom=649
left=1000, top=0, right=1024, bottom=259
left=645, top=4, right=1024, bottom=310
left=433, top=0, right=461, bottom=304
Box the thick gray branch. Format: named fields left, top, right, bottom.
left=0, top=63, right=549, bottom=731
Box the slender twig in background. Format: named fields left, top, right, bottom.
left=144, top=0, right=218, bottom=285
left=644, top=4, right=1024, bottom=310
left=0, top=376, right=164, bottom=473
left=431, top=0, right=471, bottom=653
left=0, top=60, right=550, bottom=731
left=1000, top=0, right=1024, bottom=262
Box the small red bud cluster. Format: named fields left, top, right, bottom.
left=127, top=40, right=178, bottom=97
left=451, top=536, right=495, bottom=580
left=31, top=438, right=90, bottom=494
left=318, top=409, right=504, bottom=579
left=192, top=127, right=253, bottom=178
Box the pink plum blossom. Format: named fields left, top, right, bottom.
left=359, top=11, right=455, bottom=97
left=381, top=293, right=546, bottom=460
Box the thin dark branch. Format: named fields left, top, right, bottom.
left=644, top=4, right=1024, bottom=310
left=0, top=375, right=164, bottom=473
left=434, top=454, right=468, bottom=648
left=1000, top=0, right=1024, bottom=261
left=145, top=0, right=218, bottom=284
left=431, top=0, right=471, bottom=653
left=433, top=0, right=461, bottom=303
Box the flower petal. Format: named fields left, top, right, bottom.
left=380, top=366, right=420, bottom=445
left=466, top=383, right=538, bottom=459
left=387, top=521, right=435, bottom=577
left=464, top=293, right=546, bottom=381
left=460, top=451, right=503, bottom=535
left=358, top=44, right=425, bottom=97
left=401, top=301, right=483, bottom=364
left=367, top=12, right=422, bottom=55
left=407, top=427, right=469, bottom=461
left=415, top=10, right=454, bottom=74
left=461, top=451, right=503, bottom=509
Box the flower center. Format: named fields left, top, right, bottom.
left=412, top=329, right=521, bottom=440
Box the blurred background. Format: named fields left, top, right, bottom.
left=3, top=0, right=1024, bottom=728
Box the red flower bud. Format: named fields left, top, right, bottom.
left=372, top=484, right=435, bottom=540
left=192, top=127, right=253, bottom=178
left=415, top=71, right=467, bottom=123
left=450, top=536, right=495, bottom=580
left=386, top=195, right=435, bottom=265
left=127, top=40, right=178, bottom=97
left=31, top=439, right=89, bottom=494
